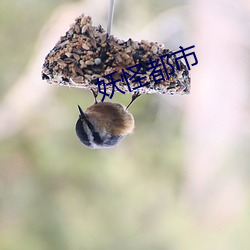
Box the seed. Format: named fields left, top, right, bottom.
left=72, top=53, right=80, bottom=60
left=94, top=58, right=102, bottom=65
left=63, top=58, right=75, bottom=64
left=81, top=25, right=88, bottom=34
left=118, top=39, right=124, bottom=45
left=72, top=48, right=85, bottom=55
left=132, top=41, right=139, bottom=50
left=72, top=76, right=84, bottom=83
left=100, top=33, right=107, bottom=43
left=57, top=59, right=67, bottom=66
left=65, top=52, right=72, bottom=57
left=141, top=40, right=150, bottom=47
left=125, top=48, right=132, bottom=53
left=116, top=55, right=123, bottom=63
left=74, top=66, right=83, bottom=75
left=90, top=38, right=97, bottom=48
left=122, top=54, right=130, bottom=60
left=75, top=24, right=80, bottom=34
left=85, top=60, right=94, bottom=65
left=80, top=17, right=87, bottom=26
left=68, top=29, right=74, bottom=36
left=151, top=45, right=158, bottom=54
left=82, top=43, right=90, bottom=50
left=59, top=40, right=69, bottom=47
left=84, top=74, right=92, bottom=80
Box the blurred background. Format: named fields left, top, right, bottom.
left=1, top=0, right=250, bottom=249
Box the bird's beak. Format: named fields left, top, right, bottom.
left=77, top=105, right=86, bottom=119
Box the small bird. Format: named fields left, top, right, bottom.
left=75, top=91, right=140, bottom=149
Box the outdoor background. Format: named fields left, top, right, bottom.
left=1, top=0, right=250, bottom=249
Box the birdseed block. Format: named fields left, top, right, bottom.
left=42, top=14, right=191, bottom=96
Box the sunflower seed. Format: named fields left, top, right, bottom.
left=82, top=43, right=90, bottom=50
left=63, top=58, right=75, bottom=64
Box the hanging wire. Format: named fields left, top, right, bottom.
left=107, top=0, right=115, bottom=34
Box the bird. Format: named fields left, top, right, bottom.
left=75, top=90, right=140, bottom=149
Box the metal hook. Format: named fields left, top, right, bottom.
left=107, top=0, right=115, bottom=34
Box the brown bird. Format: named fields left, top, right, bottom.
left=75, top=91, right=140, bottom=149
